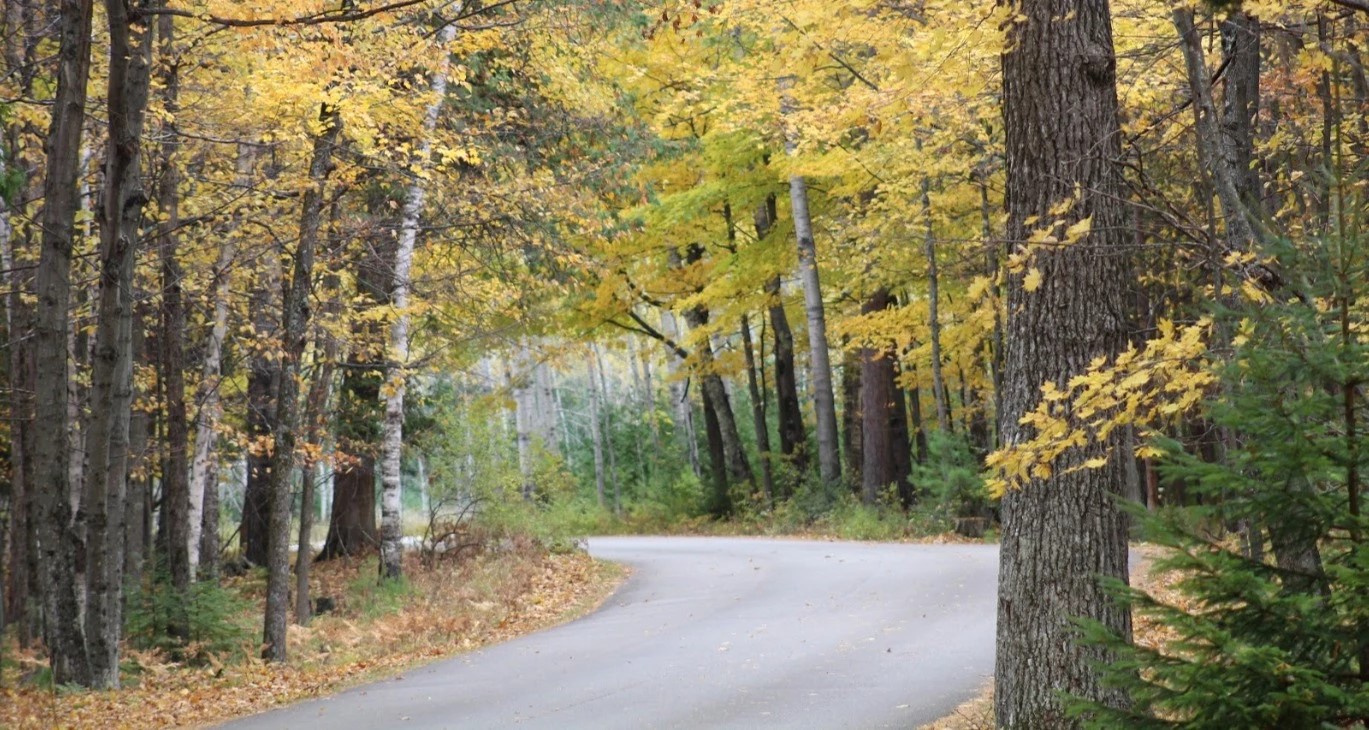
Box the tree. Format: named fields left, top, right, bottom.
left=995, top=0, right=1135, bottom=725
left=31, top=0, right=94, bottom=687
left=1073, top=232, right=1369, bottom=728
left=263, top=104, right=343, bottom=664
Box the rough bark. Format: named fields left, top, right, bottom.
left=1220, top=11, right=1262, bottom=215
left=154, top=8, right=192, bottom=631
left=996, top=0, right=1134, bottom=725
left=263, top=105, right=342, bottom=663
left=319, top=451, right=377, bottom=560
left=125, top=305, right=152, bottom=595
left=241, top=252, right=281, bottom=567
left=82, top=0, right=154, bottom=688
left=31, top=0, right=94, bottom=687
left=859, top=289, right=911, bottom=505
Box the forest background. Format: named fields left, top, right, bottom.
left=0, top=0, right=1366, bottom=727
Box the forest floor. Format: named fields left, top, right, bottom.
left=917, top=543, right=1176, bottom=729
left=0, top=539, right=626, bottom=729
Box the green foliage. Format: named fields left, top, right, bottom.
left=346, top=561, right=417, bottom=620
left=911, top=430, right=994, bottom=519
left=124, top=576, right=253, bottom=663
left=1070, top=231, right=1369, bottom=728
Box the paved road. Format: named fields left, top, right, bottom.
left=222, top=537, right=998, bottom=729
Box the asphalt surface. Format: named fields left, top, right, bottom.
left=220, top=536, right=998, bottom=729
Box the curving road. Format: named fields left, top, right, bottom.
left=221, top=537, right=998, bottom=729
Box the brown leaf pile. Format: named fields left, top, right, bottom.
left=0, top=547, right=624, bottom=729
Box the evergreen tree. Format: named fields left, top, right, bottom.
left=1073, top=232, right=1369, bottom=728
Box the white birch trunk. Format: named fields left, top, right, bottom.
left=511, top=345, right=536, bottom=498
left=188, top=145, right=250, bottom=578
left=780, top=77, right=841, bottom=485
left=379, top=13, right=459, bottom=580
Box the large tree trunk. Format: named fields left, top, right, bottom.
left=263, top=105, right=342, bottom=663
left=32, top=0, right=95, bottom=687
left=319, top=451, right=377, bottom=560
left=241, top=256, right=281, bottom=567
left=153, top=9, right=192, bottom=637
left=82, top=0, right=154, bottom=688
left=675, top=245, right=752, bottom=515
left=995, top=0, right=1134, bottom=725
left=859, top=289, right=911, bottom=505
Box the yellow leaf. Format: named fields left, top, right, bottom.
left=1023, top=267, right=1043, bottom=292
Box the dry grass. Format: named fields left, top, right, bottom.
left=0, top=542, right=625, bottom=729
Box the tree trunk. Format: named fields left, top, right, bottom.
left=860, top=289, right=911, bottom=505
left=191, top=145, right=252, bottom=581
left=782, top=121, right=840, bottom=484
left=677, top=251, right=752, bottom=515
left=841, top=344, right=862, bottom=489
left=153, top=8, right=192, bottom=635
left=296, top=272, right=340, bottom=624
left=922, top=180, right=951, bottom=433
left=588, top=348, right=606, bottom=508
left=510, top=347, right=537, bottom=500
left=319, top=452, right=377, bottom=560
left=380, top=16, right=455, bottom=580
left=263, top=105, right=342, bottom=664
left=595, top=346, right=623, bottom=514
left=755, top=195, right=806, bottom=491
left=659, top=311, right=701, bottom=477
left=905, top=365, right=929, bottom=465
left=996, top=0, right=1134, bottom=725
left=1173, top=9, right=1265, bottom=254
left=31, top=0, right=94, bottom=687
left=82, top=0, right=154, bottom=688
left=740, top=314, right=775, bottom=502
left=124, top=304, right=151, bottom=595
left=241, top=249, right=281, bottom=567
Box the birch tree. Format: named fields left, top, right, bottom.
left=379, top=11, right=459, bottom=580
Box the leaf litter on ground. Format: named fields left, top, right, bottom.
left=1, top=543, right=625, bottom=729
